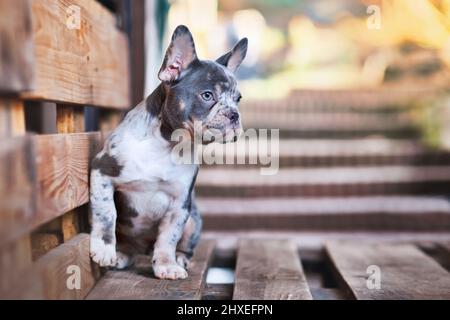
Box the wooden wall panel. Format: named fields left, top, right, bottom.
left=22, top=0, right=130, bottom=108
left=0, top=0, right=35, bottom=92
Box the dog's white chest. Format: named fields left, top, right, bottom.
left=112, top=132, right=197, bottom=227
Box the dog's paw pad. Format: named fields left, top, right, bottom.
left=90, top=237, right=117, bottom=267
left=153, top=263, right=188, bottom=280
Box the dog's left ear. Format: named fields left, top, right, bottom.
left=216, top=38, right=248, bottom=73
left=158, top=25, right=198, bottom=82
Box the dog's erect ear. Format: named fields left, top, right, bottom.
left=158, top=25, right=198, bottom=82
left=216, top=38, right=248, bottom=73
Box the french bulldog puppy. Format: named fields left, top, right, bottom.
left=89, top=25, right=247, bottom=279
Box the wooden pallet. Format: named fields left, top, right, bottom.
left=85, top=238, right=450, bottom=300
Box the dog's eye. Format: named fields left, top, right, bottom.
left=236, top=94, right=242, bottom=103
left=201, top=91, right=213, bottom=101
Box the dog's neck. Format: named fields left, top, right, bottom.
left=121, top=84, right=194, bottom=158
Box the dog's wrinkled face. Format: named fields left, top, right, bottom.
left=158, top=25, right=248, bottom=144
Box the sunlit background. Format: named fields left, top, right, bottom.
left=164, top=0, right=450, bottom=98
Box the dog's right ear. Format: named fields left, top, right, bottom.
left=158, top=25, right=198, bottom=83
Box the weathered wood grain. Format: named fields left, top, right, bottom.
left=57, top=104, right=85, bottom=242
left=0, top=236, right=33, bottom=298
left=0, top=0, right=35, bottom=92
left=86, top=239, right=216, bottom=300
left=31, top=232, right=61, bottom=260
left=0, top=98, right=33, bottom=299
left=0, top=136, right=36, bottom=245
left=22, top=0, right=130, bottom=108
left=5, top=233, right=100, bottom=299
left=56, top=105, right=85, bottom=134
left=202, top=284, right=234, bottom=300
left=0, top=99, right=27, bottom=138
left=233, top=239, right=312, bottom=300
left=0, top=132, right=103, bottom=245
left=325, top=242, right=450, bottom=299
left=35, top=132, right=102, bottom=228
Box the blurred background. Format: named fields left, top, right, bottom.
left=146, top=0, right=450, bottom=147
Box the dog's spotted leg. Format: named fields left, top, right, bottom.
left=152, top=209, right=189, bottom=280
left=176, top=202, right=202, bottom=270
left=89, top=162, right=119, bottom=267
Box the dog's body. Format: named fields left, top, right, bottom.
left=89, top=26, right=247, bottom=279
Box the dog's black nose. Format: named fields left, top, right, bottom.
left=230, top=111, right=239, bottom=123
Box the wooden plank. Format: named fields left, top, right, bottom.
left=57, top=105, right=84, bottom=134
left=233, top=239, right=312, bottom=300
left=0, top=0, right=35, bottom=92
left=22, top=0, right=130, bottom=108
left=0, top=99, right=27, bottom=137
left=202, top=284, right=233, bottom=300
left=57, top=104, right=85, bottom=242
left=310, top=288, right=347, bottom=300
left=5, top=233, right=100, bottom=299
left=0, top=132, right=103, bottom=245
left=35, top=132, right=102, bottom=229
left=0, top=236, right=33, bottom=298
left=86, top=239, right=216, bottom=300
left=0, top=98, right=33, bottom=299
left=0, top=136, right=36, bottom=244
left=325, top=242, right=450, bottom=299
left=31, top=232, right=61, bottom=260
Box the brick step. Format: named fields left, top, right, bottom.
left=198, top=196, right=450, bottom=231
left=195, top=166, right=450, bottom=197
left=199, top=138, right=450, bottom=167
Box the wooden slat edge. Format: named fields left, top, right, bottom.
left=0, top=0, right=35, bottom=92
left=233, top=239, right=313, bottom=300
left=0, top=132, right=104, bottom=245
left=86, top=239, right=216, bottom=300
left=3, top=233, right=100, bottom=299
left=35, top=132, right=103, bottom=228
left=22, top=0, right=130, bottom=108
left=325, top=241, right=450, bottom=300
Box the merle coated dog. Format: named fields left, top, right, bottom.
left=89, top=25, right=247, bottom=279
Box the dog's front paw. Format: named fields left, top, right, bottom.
left=153, top=262, right=188, bottom=280
left=176, top=252, right=191, bottom=270
left=90, top=236, right=117, bottom=267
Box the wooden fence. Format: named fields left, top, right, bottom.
left=0, top=0, right=130, bottom=299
